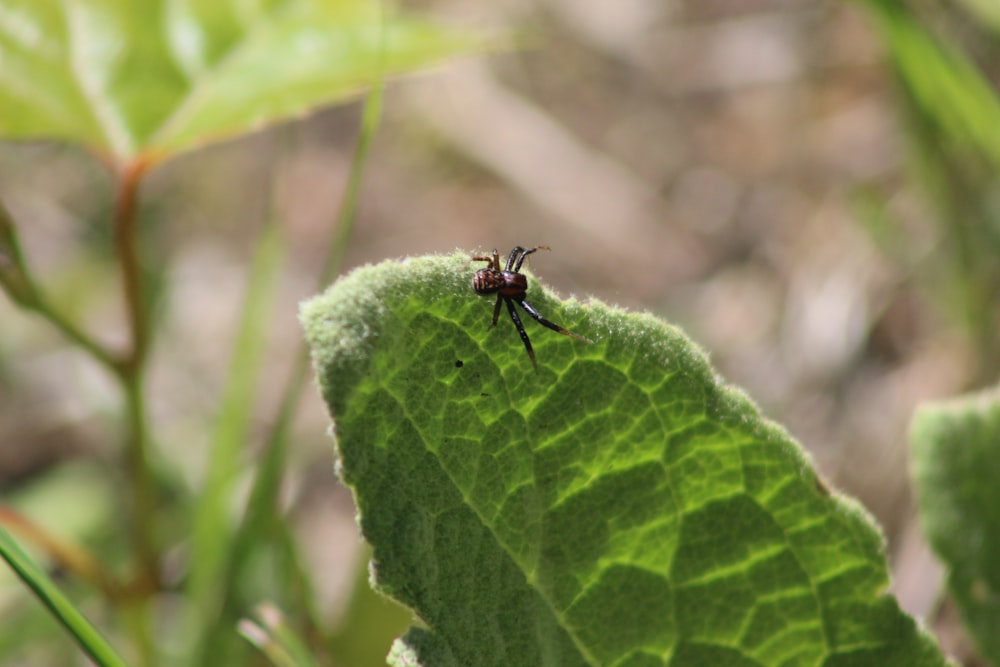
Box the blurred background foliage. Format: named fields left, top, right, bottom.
left=0, top=0, right=999, bottom=665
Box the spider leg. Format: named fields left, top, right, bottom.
left=470, top=248, right=501, bottom=270
left=511, top=245, right=551, bottom=272
left=517, top=298, right=593, bottom=344
left=505, top=247, right=525, bottom=272
left=490, top=294, right=502, bottom=328
left=505, top=297, right=538, bottom=373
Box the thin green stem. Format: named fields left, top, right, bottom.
left=2, top=166, right=159, bottom=663
left=36, top=295, right=123, bottom=371
left=320, top=81, right=384, bottom=287
left=0, top=525, right=130, bottom=667
left=0, top=202, right=120, bottom=373
left=114, top=160, right=151, bottom=374
left=205, top=11, right=389, bottom=656
left=249, top=80, right=385, bottom=519
left=189, top=214, right=287, bottom=667
left=122, top=374, right=158, bottom=588
left=111, top=161, right=159, bottom=667
left=215, top=75, right=387, bottom=656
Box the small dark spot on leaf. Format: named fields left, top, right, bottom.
left=480, top=392, right=491, bottom=398
left=455, top=360, right=464, bottom=368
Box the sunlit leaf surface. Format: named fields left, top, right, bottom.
left=302, top=253, right=949, bottom=667
left=0, top=0, right=487, bottom=163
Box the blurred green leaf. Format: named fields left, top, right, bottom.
left=953, top=0, right=1000, bottom=34
left=911, top=388, right=1000, bottom=665
left=187, top=218, right=287, bottom=665
left=861, top=0, right=1000, bottom=167
left=0, top=0, right=491, bottom=165
left=301, top=253, right=950, bottom=667
left=856, top=0, right=1000, bottom=380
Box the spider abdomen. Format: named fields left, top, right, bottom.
left=470, top=245, right=590, bottom=373
left=472, top=269, right=526, bottom=296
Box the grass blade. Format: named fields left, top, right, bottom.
left=0, top=525, right=129, bottom=667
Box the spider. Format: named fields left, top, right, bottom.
left=471, top=246, right=592, bottom=372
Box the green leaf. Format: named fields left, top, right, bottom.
left=0, top=525, right=128, bottom=667
left=860, top=0, right=1000, bottom=167
left=301, top=253, right=949, bottom=667
left=0, top=0, right=489, bottom=164
left=911, top=388, right=1000, bottom=665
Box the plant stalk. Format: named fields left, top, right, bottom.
left=112, top=160, right=159, bottom=594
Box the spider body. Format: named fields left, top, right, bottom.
left=471, top=262, right=527, bottom=296
left=471, top=246, right=591, bottom=372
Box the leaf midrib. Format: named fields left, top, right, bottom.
left=377, top=360, right=603, bottom=667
